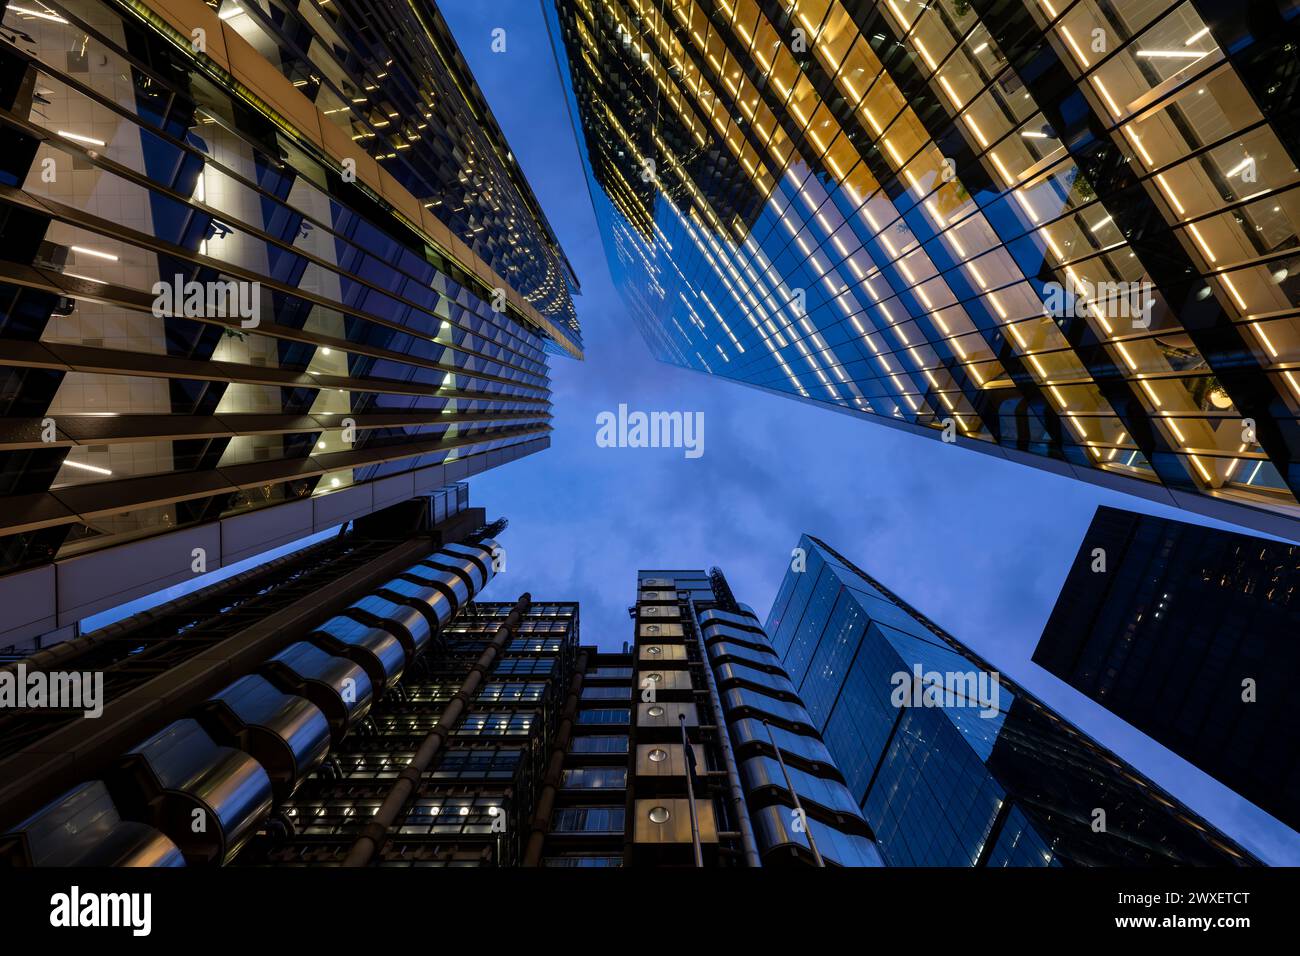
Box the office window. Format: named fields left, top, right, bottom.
left=431, top=747, right=523, bottom=780
left=561, top=767, right=627, bottom=789
left=455, top=711, right=537, bottom=736
left=577, top=708, right=630, bottom=725
left=477, top=681, right=547, bottom=703
left=570, top=735, right=629, bottom=754
left=581, top=685, right=632, bottom=700
left=542, top=855, right=623, bottom=867
left=494, top=657, right=556, bottom=676
left=587, top=666, right=633, bottom=678
left=552, top=807, right=625, bottom=833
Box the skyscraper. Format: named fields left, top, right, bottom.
left=547, top=0, right=1300, bottom=541
left=532, top=567, right=883, bottom=866
left=765, top=533, right=1259, bottom=865
left=1033, top=505, right=1300, bottom=834
left=0, top=518, right=885, bottom=866
left=0, top=0, right=581, bottom=651
left=0, top=484, right=540, bottom=865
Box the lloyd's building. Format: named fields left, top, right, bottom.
left=548, top=0, right=1300, bottom=540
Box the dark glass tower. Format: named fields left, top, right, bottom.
left=547, top=0, right=1300, bottom=541
left=533, top=567, right=883, bottom=867
left=0, top=0, right=580, bottom=651
left=765, top=533, right=1259, bottom=865
left=1033, top=505, right=1300, bottom=834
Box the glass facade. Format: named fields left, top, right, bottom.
left=1033, top=504, right=1300, bottom=833
left=0, top=0, right=579, bottom=582
left=548, top=0, right=1300, bottom=539
left=766, top=533, right=1259, bottom=865
left=230, top=599, right=579, bottom=865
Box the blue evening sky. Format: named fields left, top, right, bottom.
left=434, top=1, right=1298, bottom=864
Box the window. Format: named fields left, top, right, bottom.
left=570, top=735, right=628, bottom=754
left=494, top=657, right=555, bottom=676
left=455, top=711, right=536, bottom=736
left=561, top=767, right=627, bottom=789
left=552, top=807, right=625, bottom=833
left=543, top=855, right=623, bottom=867
left=431, top=747, right=522, bottom=780
left=587, top=666, right=633, bottom=678
left=582, top=685, right=632, bottom=700
left=578, top=708, right=630, bottom=725
left=477, top=681, right=547, bottom=703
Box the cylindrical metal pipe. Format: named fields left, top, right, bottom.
left=341, top=592, right=531, bottom=867
left=521, top=649, right=589, bottom=866
left=688, top=599, right=761, bottom=868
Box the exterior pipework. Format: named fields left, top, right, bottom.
left=686, top=598, right=761, bottom=868
left=0, top=781, right=184, bottom=867
left=342, top=592, right=532, bottom=867
left=521, top=649, right=590, bottom=866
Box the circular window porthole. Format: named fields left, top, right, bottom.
left=645, top=672, right=662, bottom=682
left=648, top=705, right=665, bottom=717
left=648, top=806, right=671, bottom=824
left=648, top=748, right=668, bottom=762
left=647, top=646, right=662, bottom=655
left=645, top=625, right=660, bottom=634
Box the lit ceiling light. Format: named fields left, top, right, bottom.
left=70, top=245, right=118, bottom=261
left=218, top=6, right=245, bottom=19
left=9, top=5, right=68, bottom=23
left=1184, top=27, right=1211, bottom=45
left=63, top=459, right=112, bottom=476
left=62, top=272, right=107, bottom=284
left=1225, top=157, right=1254, bottom=177
left=57, top=130, right=105, bottom=146
left=1135, top=50, right=1207, bottom=59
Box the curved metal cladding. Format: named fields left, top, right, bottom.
left=739, top=756, right=863, bottom=819
left=730, top=719, right=836, bottom=770
left=701, top=608, right=879, bottom=865
left=0, top=781, right=184, bottom=867
left=309, top=616, right=409, bottom=693
left=348, top=594, right=436, bottom=658
left=109, top=719, right=273, bottom=866
left=197, top=675, right=332, bottom=805
left=714, top=661, right=800, bottom=700
left=264, top=642, right=376, bottom=747
left=751, top=805, right=884, bottom=868
left=2, top=534, right=501, bottom=866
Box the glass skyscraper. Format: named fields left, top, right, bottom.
left=0, top=0, right=580, bottom=650
left=1034, top=504, right=1300, bottom=834
left=547, top=0, right=1300, bottom=540
left=765, top=533, right=1258, bottom=865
